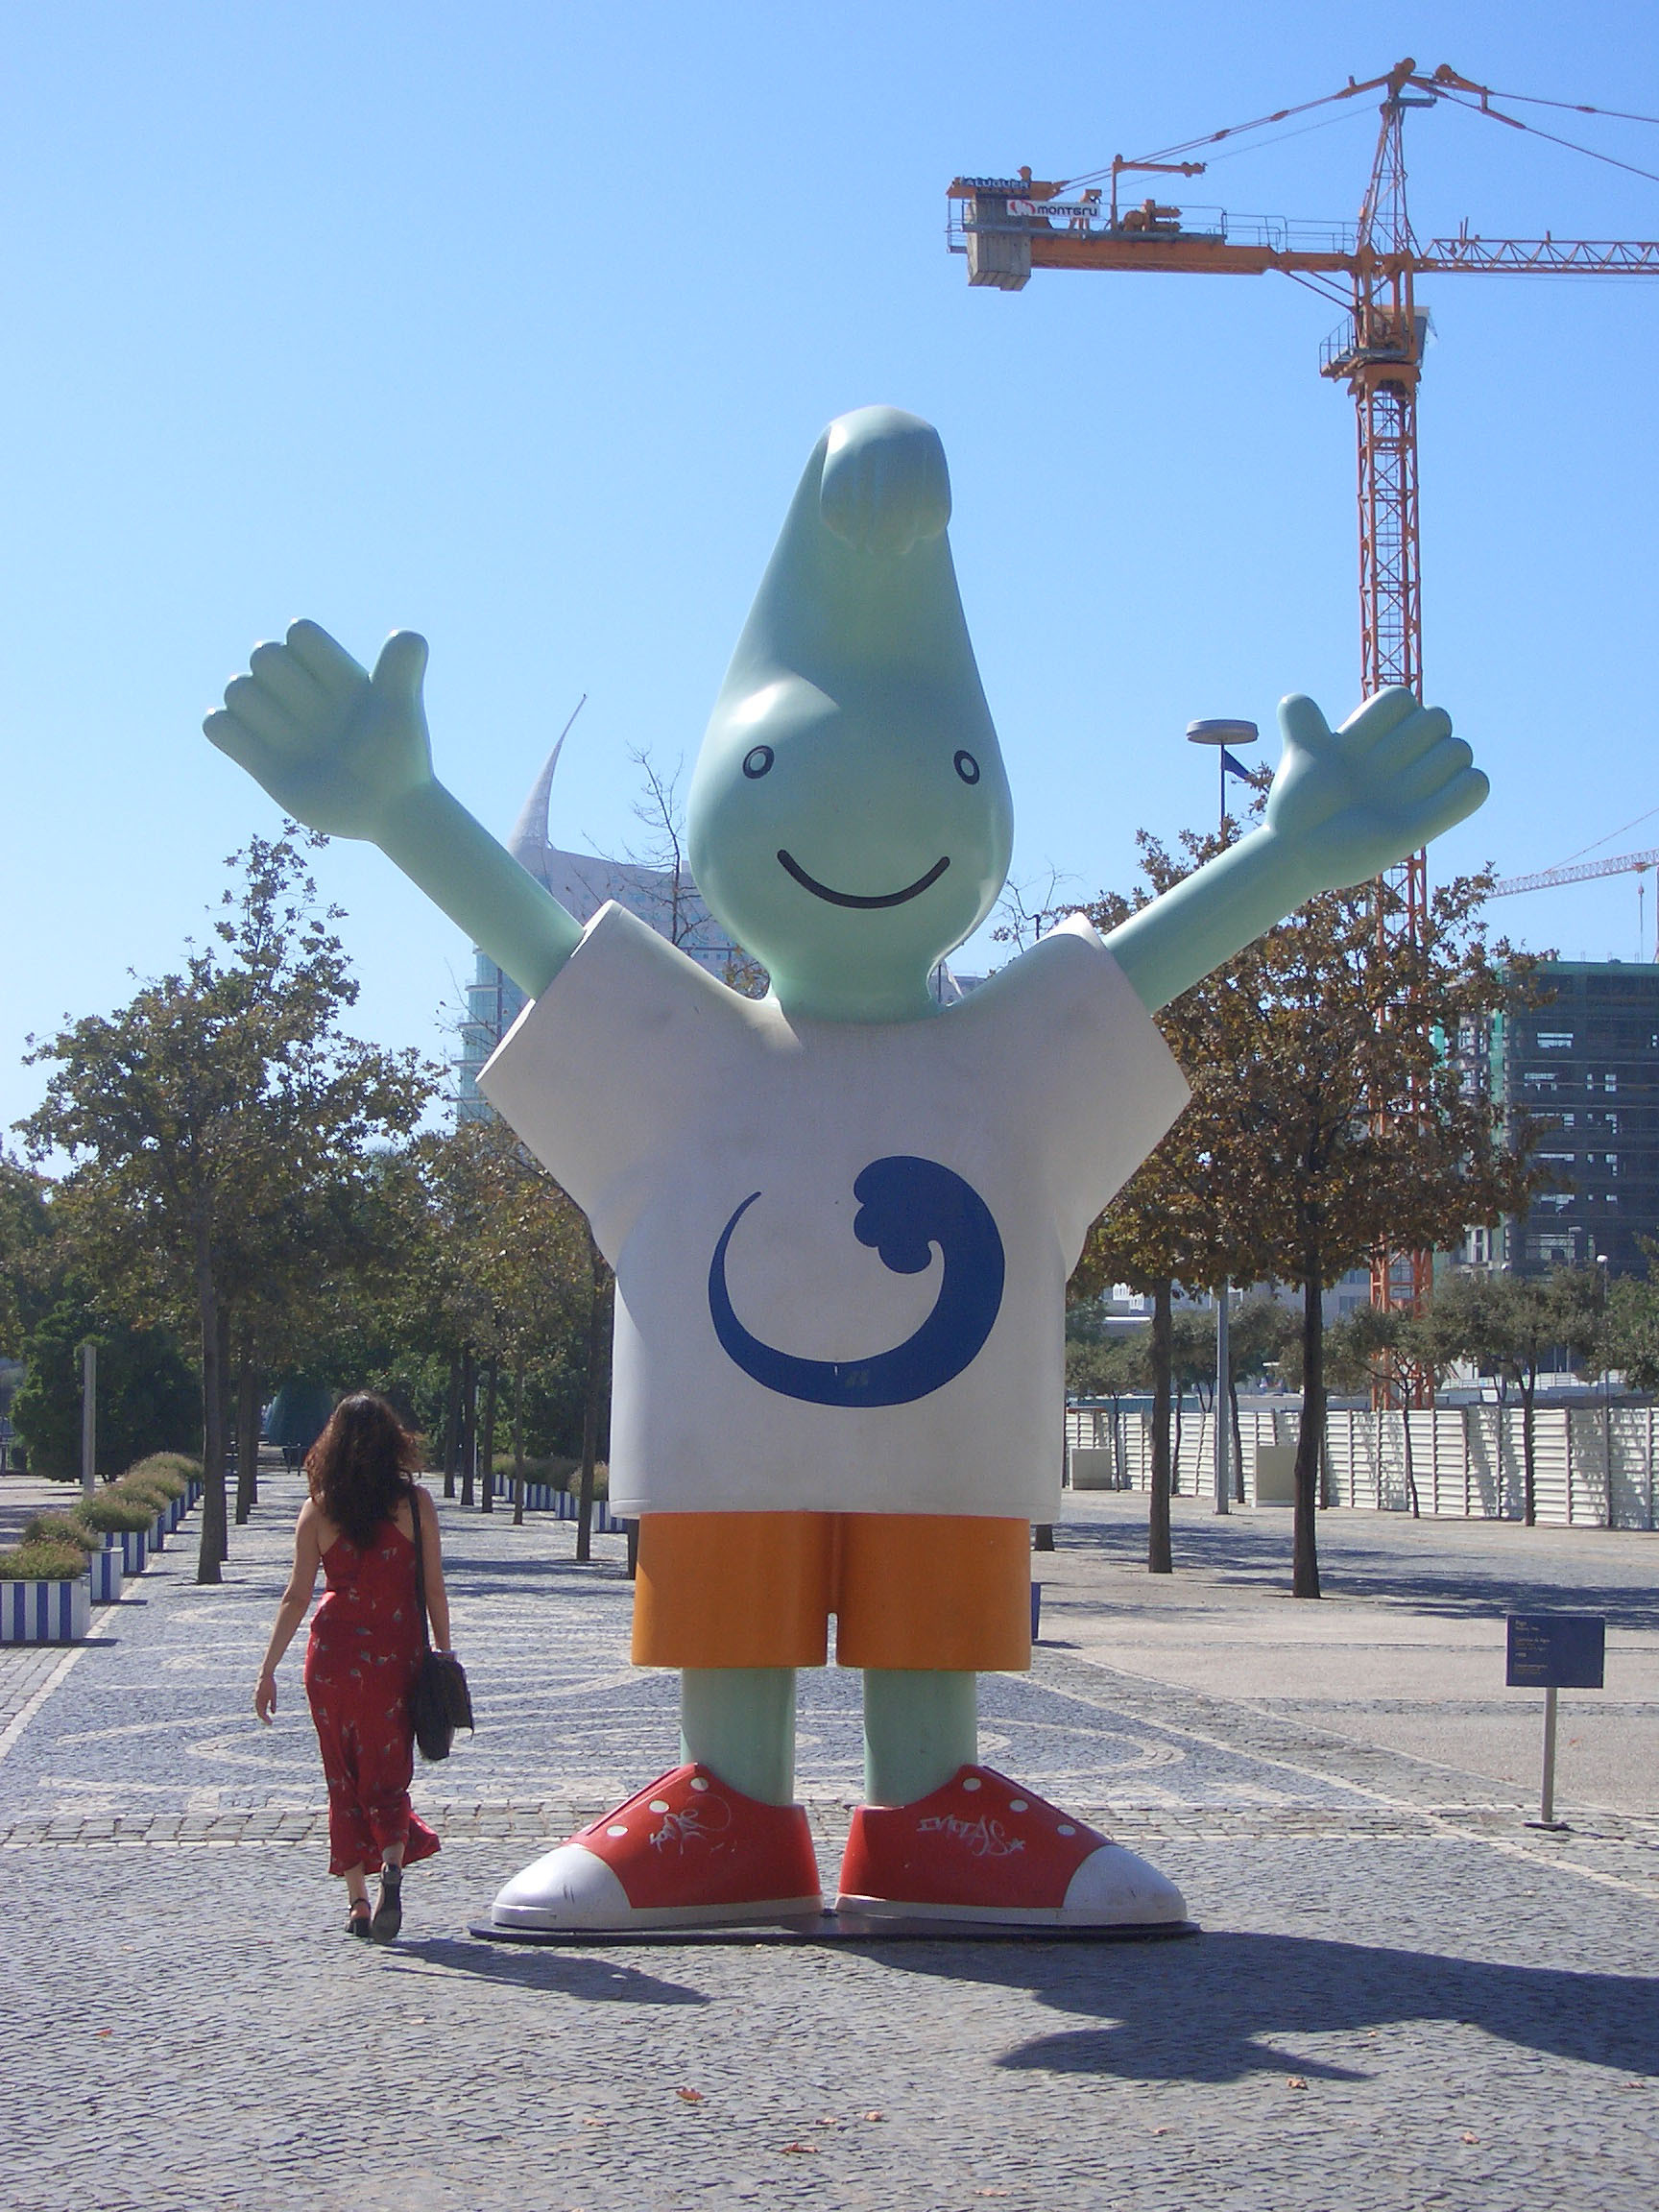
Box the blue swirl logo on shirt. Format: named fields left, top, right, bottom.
left=708, top=1155, right=1005, bottom=1407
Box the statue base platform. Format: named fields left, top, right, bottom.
left=469, top=1912, right=1199, bottom=1947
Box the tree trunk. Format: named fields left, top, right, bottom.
left=1400, top=1394, right=1421, bottom=1519
left=215, top=1305, right=233, bottom=1559
left=479, top=1358, right=499, bottom=1513
left=195, top=1248, right=226, bottom=1586
left=441, top=1352, right=461, bottom=1500
left=576, top=1237, right=612, bottom=1565
left=459, top=1346, right=476, bottom=1508
left=1147, top=1280, right=1173, bottom=1575
left=233, top=1350, right=261, bottom=1525
left=1292, top=1261, right=1324, bottom=1599
left=512, top=1354, right=526, bottom=1527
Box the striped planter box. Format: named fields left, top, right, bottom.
left=88, top=1548, right=123, bottom=1603
left=0, top=1577, right=91, bottom=1644
left=114, top=1528, right=148, bottom=1575
left=516, top=1484, right=624, bottom=1532
left=146, top=1515, right=165, bottom=1553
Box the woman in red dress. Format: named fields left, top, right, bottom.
left=254, top=1394, right=452, bottom=1938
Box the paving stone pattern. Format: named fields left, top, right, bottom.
left=1, top=1472, right=1655, bottom=2211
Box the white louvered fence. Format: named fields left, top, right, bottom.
left=1065, top=1403, right=1659, bottom=1529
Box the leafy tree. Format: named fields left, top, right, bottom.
left=1415, top=1266, right=1602, bottom=1525
left=21, top=835, right=432, bottom=1581
left=12, top=1291, right=198, bottom=1479
left=1600, top=1270, right=1659, bottom=1393
left=0, top=1151, right=57, bottom=1354
left=413, top=1116, right=591, bottom=1507
left=1056, top=827, right=1538, bottom=1595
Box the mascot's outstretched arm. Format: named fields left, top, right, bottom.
left=205, top=620, right=583, bottom=998
left=1106, top=688, right=1488, bottom=1013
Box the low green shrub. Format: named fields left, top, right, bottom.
left=0, top=1541, right=89, bottom=1581
left=125, top=1454, right=197, bottom=1494
left=75, top=1490, right=159, bottom=1535
left=490, top=1453, right=580, bottom=1488
left=117, top=1475, right=183, bottom=1507
left=112, top=1478, right=172, bottom=1511
left=21, top=1512, right=99, bottom=1555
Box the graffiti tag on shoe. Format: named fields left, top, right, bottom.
left=648, top=1794, right=734, bottom=1856
left=915, top=1813, right=1024, bottom=1859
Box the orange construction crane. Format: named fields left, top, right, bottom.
left=950, top=58, right=1659, bottom=1369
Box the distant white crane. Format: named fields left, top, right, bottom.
left=1490, top=846, right=1659, bottom=962
left=1489, top=848, right=1659, bottom=900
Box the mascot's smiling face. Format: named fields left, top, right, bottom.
left=688, top=409, right=1014, bottom=1016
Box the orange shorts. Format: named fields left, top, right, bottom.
left=632, top=1511, right=1031, bottom=1672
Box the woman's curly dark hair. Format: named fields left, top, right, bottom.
left=305, top=1393, right=421, bottom=1551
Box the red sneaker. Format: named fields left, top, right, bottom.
left=491, top=1764, right=823, bottom=1932
left=836, top=1764, right=1187, bottom=1929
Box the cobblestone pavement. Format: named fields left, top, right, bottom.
left=1, top=1472, right=1655, bottom=2211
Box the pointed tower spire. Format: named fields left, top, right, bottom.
left=507, top=696, right=586, bottom=889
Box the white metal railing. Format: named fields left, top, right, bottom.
left=1064, top=1403, right=1659, bottom=1529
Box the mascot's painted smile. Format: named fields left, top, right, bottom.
left=776, top=849, right=951, bottom=909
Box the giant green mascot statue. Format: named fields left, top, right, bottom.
left=209, top=407, right=1485, bottom=1932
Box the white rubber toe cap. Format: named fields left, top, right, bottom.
left=1061, top=1842, right=1188, bottom=1925
left=492, top=1842, right=632, bottom=1930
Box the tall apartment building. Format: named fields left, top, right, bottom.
left=1493, top=959, right=1659, bottom=1277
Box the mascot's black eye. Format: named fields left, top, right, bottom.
left=953, top=750, right=980, bottom=785
left=743, top=745, right=775, bottom=780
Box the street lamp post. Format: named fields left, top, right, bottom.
left=78, top=1339, right=97, bottom=1498
left=1186, top=717, right=1260, bottom=1515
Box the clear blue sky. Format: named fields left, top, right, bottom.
left=5, top=1, right=1657, bottom=1135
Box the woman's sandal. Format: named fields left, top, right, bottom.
left=348, top=1899, right=373, bottom=1939
left=371, top=1866, right=403, bottom=1942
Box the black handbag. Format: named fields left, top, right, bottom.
left=408, top=1486, right=473, bottom=1762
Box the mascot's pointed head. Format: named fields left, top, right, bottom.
left=688, top=408, right=1014, bottom=1020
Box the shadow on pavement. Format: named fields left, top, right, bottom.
left=869, top=1931, right=1659, bottom=2083
left=388, top=1935, right=708, bottom=2007
left=1056, top=1514, right=1659, bottom=1630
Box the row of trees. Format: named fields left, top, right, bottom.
left=4, top=836, right=611, bottom=1583
left=1070, top=1262, right=1656, bottom=1530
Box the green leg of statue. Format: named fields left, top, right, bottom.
left=861, top=1669, right=977, bottom=1807
left=679, top=1667, right=796, bottom=1806
left=677, top=1666, right=978, bottom=1812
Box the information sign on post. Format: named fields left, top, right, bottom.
left=1505, top=1614, right=1605, bottom=1830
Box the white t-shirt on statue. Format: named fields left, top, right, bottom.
left=480, top=902, right=1188, bottom=1522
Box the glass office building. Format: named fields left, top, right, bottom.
left=1494, top=959, right=1659, bottom=1277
